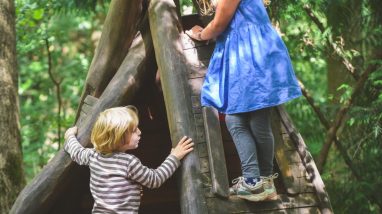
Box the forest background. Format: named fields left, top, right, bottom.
left=0, top=0, right=381, bottom=213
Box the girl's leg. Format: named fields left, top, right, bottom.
left=248, top=108, right=274, bottom=177
left=226, top=113, right=260, bottom=179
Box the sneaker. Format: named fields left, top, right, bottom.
left=261, top=173, right=279, bottom=200
left=229, top=177, right=267, bottom=202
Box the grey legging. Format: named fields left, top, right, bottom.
left=225, top=107, right=274, bottom=178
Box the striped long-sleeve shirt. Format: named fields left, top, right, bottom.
left=64, top=135, right=181, bottom=214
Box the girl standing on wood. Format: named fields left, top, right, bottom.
left=186, top=0, right=301, bottom=202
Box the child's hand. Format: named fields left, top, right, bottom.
left=171, top=136, right=194, bottom=160
left=185, top=25, right=204, bottom=41
left=65, top=126, right=78, bottom=140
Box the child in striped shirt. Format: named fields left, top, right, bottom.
left=64, top=106, right=194, bottom=214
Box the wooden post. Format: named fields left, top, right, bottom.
left=148, top=0, right=208, bottom=213
left=277, top=106, right=333, bottom=214
left=10, top=25, right=155, bottom=214
left=75, top=0, right=145, bottom=121
left=202, top=107, right=229, bottom=198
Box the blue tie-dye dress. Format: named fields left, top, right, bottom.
left=201, top=0, right=302, bottom=114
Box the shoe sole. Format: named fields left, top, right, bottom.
left=237, top=192, right=268, bottom=202
left=265, top=192, right=278, bottom=201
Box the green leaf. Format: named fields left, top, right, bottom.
left=32, top=8, right=44, bottom=20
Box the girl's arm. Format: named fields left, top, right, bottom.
left=64, top=127, right=93, bottom=166
left=187, top=0, right=241, bottom=41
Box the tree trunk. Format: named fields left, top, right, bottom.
left=0, top=0, right=25, bottom=213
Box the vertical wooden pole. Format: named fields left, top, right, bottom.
left=148, top=0, right=208, bottom=213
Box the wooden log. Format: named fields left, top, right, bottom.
left=10, top=20, right=155, bottom=214
left=206, top=192, right=319, bottom=214
left=276, top=106, right=333, bottom=213
left=148, top=0, right=208, bottom=213
left=203, top=107, right=229, bottom=198
left=271, top=109, right=301, bottom=195
left=75, top=0, right=145, bottom=121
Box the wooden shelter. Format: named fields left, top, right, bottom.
left=11, top=0, right=332, bottom=213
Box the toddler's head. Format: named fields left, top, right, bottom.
left=91, top=106, right=139, bottom=154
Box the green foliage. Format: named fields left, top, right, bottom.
left=16, top=0, right=381, bottom=212
left=275, top=0, right=382, bottom=212
left=180, top=0, right=195, bottom=15
left=16, top=0, right=107, bottom=181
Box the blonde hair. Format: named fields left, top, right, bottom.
left=197, top=0, right=271, bottom=16
left=197, top=0, right=215, bottom=16
left=91, top=106, right=139, bottom=154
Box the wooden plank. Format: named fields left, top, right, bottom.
left=201, top=172, right=212, bottom=188
left=180, top=29, right=210, bottom=50
left=78, top=95, right=98, bottom=126
left=271, top=108, right=301, bottom=195
left=285, top=207, right=320, bottom=214
left=206, top=192, right=319, bottom=214
left=183, top=44, right=215, bottom=60
left=200, top=157, right=210, bottom=173
left=191, top=96, right=202, bottom=109
left=81, top=102, right=93, bottom=115
left=148, top=0, right=208, bottom=213
left=182, top=39, right=214, bottom=79
left=188, top=77, right=204, bottom=96
left=83, top=95, right=98, bottom=107
left=74, top=0, right=145, bottom=122
left=193, top=112, right=204, bottom=126
left=276, top=106, right=333, bottom=213
left=196, top=124, right=206, bottom=142
left=188, top=60, right=209, bottom=79
left=203, top=107, right=230, bottom=198
left=77, top=110, right=87, bottom=126
left=197, top=143, right=209, bottom=158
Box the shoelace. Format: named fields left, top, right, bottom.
left=269, top=173, right=279, bottom=180
left=262, top=173, right=279, bottom=181
left=231, top=177, right=245, bottom=189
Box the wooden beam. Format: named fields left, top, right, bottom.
left=148, top=0, right=208, bottom=213
left=203, top=107, right=229, bottom=198
left=10, top=22, right=155, bottom=214
left=75, top=0, right=145, bottom=121
left=206, top=192, right=319, bottom=213
left=276, top=106, right=333, bottom=214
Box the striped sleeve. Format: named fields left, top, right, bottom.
left=64, top=135, right=93, bottom=166
left=127, top=155, right=181, bottom=189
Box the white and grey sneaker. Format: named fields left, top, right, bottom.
left=229, top=177, right=267, bottom=202
left=261, top=173, right=279, bottom=200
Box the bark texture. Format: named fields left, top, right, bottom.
left=0, top=0, right=25, bottom=213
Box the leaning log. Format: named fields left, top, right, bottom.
left=148, top=0, right=208, bottom=213
left=76, top=0, right=145, bottom=121
left=10, top=19, right=155, bottom=214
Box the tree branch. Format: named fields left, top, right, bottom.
left=44, top=38, right=63, bottom=149
left=299, top=80, right=359, bottom=177
left=303, top=4, right=359, bottom=80
left=299, top=78, right=382, bottom=210
left=317, top=64, right=378, bottom=172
